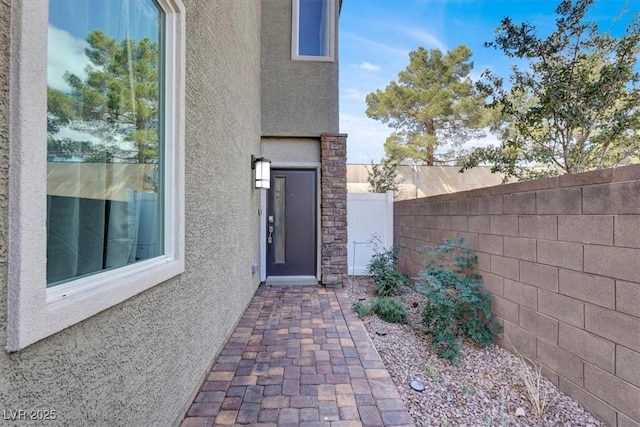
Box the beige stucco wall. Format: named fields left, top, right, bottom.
left=0, top=1, right=262, bottom=426
left=347, top=164, right=507, bottom=200
left=261, top=0, right=339, bottom=137
left=261, top=137, right=321, bottom=164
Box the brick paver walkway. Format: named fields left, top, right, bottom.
left=180, top=286, right=414, bottom=427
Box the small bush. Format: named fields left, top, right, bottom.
left=367, top=236, right=408, bottom=296
left=376, top=268, right=409, bottom=297
left=352, top=297, right=407, bottom=324
left=417, top=238, right=502, bottom=363
left=352, top=301, right=371, bottom=318
left=370, top=297, right=407, bottom=324
left=510, top=342, right=551, bottom=417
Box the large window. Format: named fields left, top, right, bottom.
left=7, top=0, right=185, bottom=351
left=47, top=0, right=165, bottom=286
left=292, top=0, right=335, bottom=61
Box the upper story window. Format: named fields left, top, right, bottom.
left=7, top=0, right=185, bottom=351
left=292, top=0, right=335, bottom=61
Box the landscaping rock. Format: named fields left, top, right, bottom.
left=349, top=276, right=605, bottom=427
left=410, top=380, right=425, bottom=392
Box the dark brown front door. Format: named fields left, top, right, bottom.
left=267, top=169, right=316, bottom=276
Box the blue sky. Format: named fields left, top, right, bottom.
left=339, top=0, right=637, bottom=164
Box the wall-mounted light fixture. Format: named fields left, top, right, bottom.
left=251, top=155, right=271, bottom=189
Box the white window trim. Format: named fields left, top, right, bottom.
left=291, top=0, right=336, bottom=62
left=6, top=0, right=186, bottom=352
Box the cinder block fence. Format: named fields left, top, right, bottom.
left=394, top=164, right=640, bottom=427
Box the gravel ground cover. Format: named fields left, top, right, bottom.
left=347, top=276, right=604, bottom=427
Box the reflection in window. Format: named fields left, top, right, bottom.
left=293, top=0, right=333, bottom=60
left=46, top=0, right=164, bottom=286
left=274, top=177, right=286, bottom=264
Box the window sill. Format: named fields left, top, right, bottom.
left=291, top=54, right=335, bottom=62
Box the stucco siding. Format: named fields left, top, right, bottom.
left=261, top=0, right=339, bottom=136
left=262, top=137, right=321, bottom=163
left=0, top=1, right=262, bottom=426
left=0, top=0, right=10, bottom=404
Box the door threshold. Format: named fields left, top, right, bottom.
left=265, top=276, right=319, bottom=286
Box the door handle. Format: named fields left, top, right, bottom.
left=268, top=226, right=273, bottom=244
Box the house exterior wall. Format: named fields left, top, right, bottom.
left=261, top=137, right=321, bottom=163
left=261, top=137, right=322, bottom=282
left=0, top=3, right=11, bottom=410
left=0, top=1, right=262, bottom=425
left=394, top=165, right=640, bottom=427
left=260, top=0, right=345, bottom=285
left=261, top=0, right=339, bottom=137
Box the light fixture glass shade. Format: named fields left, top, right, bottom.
left=255, top=158, right=271, bottom=189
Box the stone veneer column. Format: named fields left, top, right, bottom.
left=320, top=133, right=348, bottom=286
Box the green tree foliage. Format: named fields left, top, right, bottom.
left=461, top=0, right=640, bottom=181
left=365, top=45, right=488, bottom=165
left=367, top=156, right=402, bottom=195
left=47, top=86, right=101, bottom=161
left=47, top=30, right=160, bottom=163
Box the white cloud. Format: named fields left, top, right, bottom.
left=399, top=27, right=447, bottom=52
left=342, top=88, right=366, bottom=100
left=47, top=25, right=91, bottom=92
left=340, top=112, right=393, bottom=164
left=358, top=61, right=381, bottom=72
left=342, top=32, right=409, bottom=58
left=55, top=127, right=102, bottom=145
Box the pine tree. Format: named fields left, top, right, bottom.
left=365, top=45, right=488, bottom=165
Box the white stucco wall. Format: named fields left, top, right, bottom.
left=0, top=1, right=263, bottom=425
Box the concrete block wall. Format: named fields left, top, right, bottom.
left=394, top=165, right=640, bottom=427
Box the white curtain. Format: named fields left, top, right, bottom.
left=46, top=191, right=148, bottom=285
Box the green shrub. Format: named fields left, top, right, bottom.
left=352, top=301, right=371, bottom=318
left=375, top=268, right=409, bottom=296
left=352, top=297, right=407, bottom=324
left=367, top=236, right=408, bottom=296
left=370, top=297, right=407, bottom=324
left=417, top=238, right=502, bottom=363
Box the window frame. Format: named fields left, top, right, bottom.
left=6, top=0, right=186, bottom=352
left=291, top=0, right=336, bottom=62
